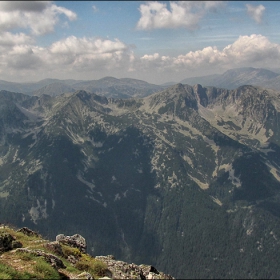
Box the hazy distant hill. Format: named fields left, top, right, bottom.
left=70, top=76, right=166, bottom=98
left=0, top=77, right=166, bottom=99
left=32, top=82, right=76, bottom=97
left=181, top=67, right=280, bottom=90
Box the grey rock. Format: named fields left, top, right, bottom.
left=55, top=234, right=66, bottom=242
left=56, top=233, right=86, bottom=253
left=67, top=254, right=79, bottom=264
left=95, top=255, right=174, bottom=279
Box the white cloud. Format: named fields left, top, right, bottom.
left=141, top=53, right=160, bottom=61
left=0, top=32, right=33, bottom=47
left=136, top=1, right=225, bottom=30
left=6, top=46, right=43, bottom=70
left=0, top=35, right=134, bottom=79
left=133, top=34, right=280, bottom=82
left=246, top=4, right=265, bottom=24
left=0, top=33, right=280, bottom=84
left=47, top=36, right=130, bottom=71
left=0, top=1, right=77, bottom=35
left=49, top=36, right=127, bottom=55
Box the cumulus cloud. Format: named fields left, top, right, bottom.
left=133, top=34, right=280, bottom=82
left=46, top=36, right=132, bottom=72
left=246, top=4, right=265, bottom=24
left=0, top=35, right=135, bottom=79
left=49, top=36, right=127, bottom=55
left=0, top=32, right=33, bottom=47
left=0, top=1, right=77, bottom=35
left=0, top=33, right=280, bottom=84
left=136, top=1, right=225, bottom=30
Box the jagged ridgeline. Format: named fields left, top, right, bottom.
left=0, top=83, right=280, bottom=278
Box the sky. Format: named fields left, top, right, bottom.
left=0, top=1, right=280, bottom=84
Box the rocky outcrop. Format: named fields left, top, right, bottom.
left=56, top=234, right=86, bottom=253
left=0, top=233, right=22, bottom=253
left=16, top=248, right=66, bottom=269
left=95, top=255, right=174, bottom=279
left=0, top=225, right=175, bottom=279
left=17, top=227, right=40, bottom=237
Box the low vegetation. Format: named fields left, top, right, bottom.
left=0, top=225, right=108, bottom=279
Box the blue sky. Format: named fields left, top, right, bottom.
left=0, top=1, right=280, bottom=84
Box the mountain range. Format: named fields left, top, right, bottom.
left=181, top=67, right=280, bottom=90
left=1, top=67, right=280, bottom=99
left=0, top=81, right=280, bottom=278
left=0, top=77, right=166, bottom=99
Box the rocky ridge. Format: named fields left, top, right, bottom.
left=0, top=224, right=174, bottom=279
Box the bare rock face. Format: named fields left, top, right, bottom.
left=95, top=255, right=174, bottom=280
left=56, top=234, right=86, bottom=253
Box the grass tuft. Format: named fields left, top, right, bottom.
left=34, top=257, right=60, bottom=279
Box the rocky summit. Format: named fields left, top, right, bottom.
left=0, top=83, right=280, bottom=278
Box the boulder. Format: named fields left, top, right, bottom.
left=56, top=234, right=86, bottom=253
left=0, top=233, right=22, bottom=253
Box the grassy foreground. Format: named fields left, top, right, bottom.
left=0, top=224, right=108, bottom=279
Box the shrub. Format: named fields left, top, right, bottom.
left=90, top=260, right=108, bottom=277
left=75, top=258, right=108, bottom=277
left=61, top=244, right=81, bottom=258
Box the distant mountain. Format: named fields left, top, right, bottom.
left=32, top=82, right=76, bottom=97
left=71, top=76, right=166, bottom=98
left=0, top=77, right=166, bottom=99
left=181, top=67, right=280, bottom=90
left=180, top=74, right=220, bottom=87
left=1, top=83, right=280, bottom=278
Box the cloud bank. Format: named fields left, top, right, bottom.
left=0, top=1, right=277, bottom=84
left=136, top=1, right=225, bottom=30
left=0, top=32, right=279, bottom=83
